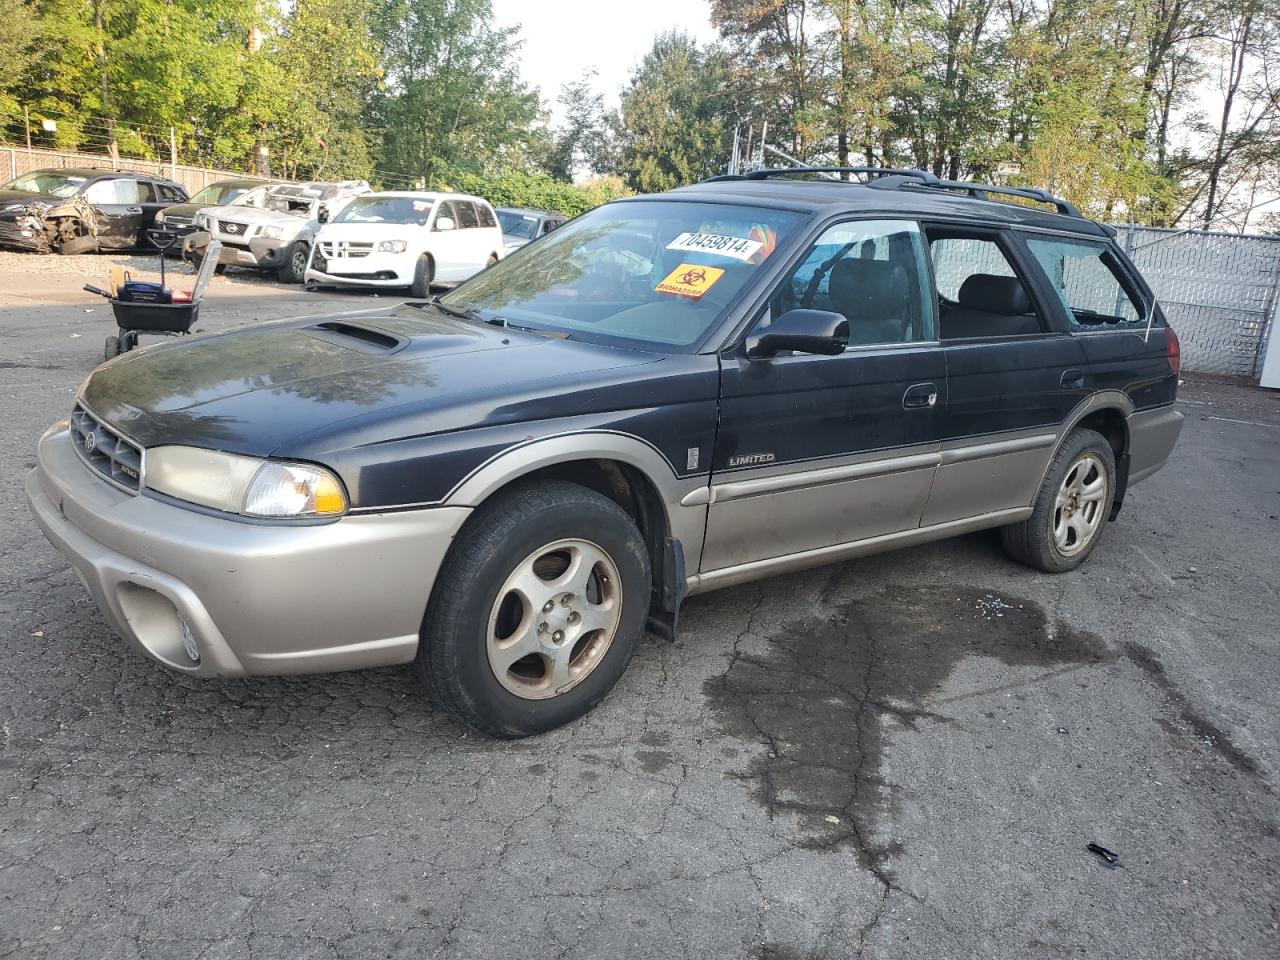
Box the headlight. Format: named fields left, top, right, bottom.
left=259, top=225, right=284, bottom=240
left=194, top=214, right=209, bottom=229
left=376, top=240, right=408, bottom=253
left=145, top=446, right=347, bottom=518
left=154, top=211, right=166, bottom=223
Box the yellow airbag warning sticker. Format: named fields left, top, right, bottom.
left=656, top=263, right=725, bottom=299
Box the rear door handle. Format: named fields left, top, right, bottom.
left=903, top=382, right=938, bottom=409
left=1061, top=369, right=1085, bottom=389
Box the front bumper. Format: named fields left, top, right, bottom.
left=26, top=424, right=471, bottom=678
left=0, top=214, right=47, bottom=252
left=307, top=251, right=415, bottom=288
left=185, top=231, right=289, bottom=269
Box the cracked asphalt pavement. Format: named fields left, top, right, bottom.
left=1, top=251, right=1278, bottom=958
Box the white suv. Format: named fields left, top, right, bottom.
left=190, top=181, right=371, bottom=282
left=305, top=191, right=504, bottom=297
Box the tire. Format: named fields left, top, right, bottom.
left=57, top=234, right=99, bottom=256
left=485, top=253, right=498, bottom=268
left=409, top=254, right=434, bottom=299
left=190, top=249, right=225, bottom=275
left=417, top=480, right=652, bottom=737
left=103, top=335, right=120, bottom=360
left=278, top=242, right=309, bottom=283
left=1001, top=428, right=1116, bottom=573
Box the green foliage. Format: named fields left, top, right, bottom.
left=0, top=0, right=42, bottom=125
left=435, top=168, right=630, bottom=218
left=544, top=70, right=612, bottom=181
left=369, top=0, right=541, bottom=183
left=615, top=32, right=728, bottom=193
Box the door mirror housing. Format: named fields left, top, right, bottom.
left=745, top=309, right=849, bottom=359
left=316, top=206, right=330, bottom=223
left=435, top=216, right=455, bottom=232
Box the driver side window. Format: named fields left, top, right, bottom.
left=764, top=219, right=935, bottom=345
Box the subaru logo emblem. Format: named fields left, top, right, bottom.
left=83, top=430, right=97, bottom=454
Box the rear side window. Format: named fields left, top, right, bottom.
left=476, top=203, right=497, bottom=228
left=763, top=219, right=936, bottom=345
left=456, top=201, right=479, bottom=230
left=135, top=181, right=157, bottom=202
left=928, top=232, right=1046, bottom=340
left=1025, top=237, right=1147, bottom=330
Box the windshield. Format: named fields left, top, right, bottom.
left=498, top=210, right=540, bottom=238
left=189, top=183, right=254, bottom=206
left=334, top=195, right=433, bottom=225
left=4, top=172, right=86, bottom=198
left=441, top=200, right=802, bottom=351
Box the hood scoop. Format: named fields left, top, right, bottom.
left=307, top=320, right=407, bottom=353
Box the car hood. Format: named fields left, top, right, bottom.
left=158, top=202, right=208, bottom=219
left=0, top=190, right=58, bottom=209
left=317, top=222, right=425, bottom=241
left=79, top=304, right=662, bottom=456
left=216, top=206, right=309, bottom=228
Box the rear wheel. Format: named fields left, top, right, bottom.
left=103, top=335, right=120, bottom=360
left=410, top=253, right=434, bottom=298
left=417, top=480, right=651, bottom=737
left=1001, top=428, right=1115, bottom=573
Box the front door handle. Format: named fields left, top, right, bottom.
left=124, top=206, right=143, bottom=214
left=1061, top=369, right=1085, bottom=389
left=903, top=382, right=938, bottom=409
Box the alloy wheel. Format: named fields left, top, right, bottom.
left=486, top=538, right=622, bottom=700
left=1052, top=453, right=1108, bottom=557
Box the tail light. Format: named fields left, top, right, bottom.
left=1167, top=324, right=1181, bottom=377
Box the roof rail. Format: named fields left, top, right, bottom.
left=883, top=177, right=1082, bottom=218
left=703, top=166, right=939, bottom=184
left=700, top=165, right=1083, bottom=218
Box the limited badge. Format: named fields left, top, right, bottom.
left=656, top=263, right=725, bottom=299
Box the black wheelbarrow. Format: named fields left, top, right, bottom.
left=84, top=231, right=223, bottom=360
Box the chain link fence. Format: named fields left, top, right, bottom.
left=1, top=145, right=262, bottom=196
left=1117, top=224, right=1280, bottom=381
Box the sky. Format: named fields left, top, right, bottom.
left=489, top=0, right=718, bottom=124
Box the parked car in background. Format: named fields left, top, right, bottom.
left=306, top=191, right=504, bottom=296
left=0, top=168, right=188, bottom=254
left=187, top=180, right=370, bottom=282
left=151, top=179, right=276, bottom=255
left=496, top=206, right=565, bottom=251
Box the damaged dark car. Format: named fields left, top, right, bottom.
left=0, top=168, right=188, bottom=255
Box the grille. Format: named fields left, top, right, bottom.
left=69, top=404, right=143, bottom=493
left=218, top=220, right=248, bottom=236
left=319, top=241, right=374, bottom=259
left=163, top=215, right=193, bottom=228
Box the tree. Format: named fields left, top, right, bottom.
left=615, top=32, right=728, bottom=192
left=370, top=0, right=541, bottom=184
left=545, top=70, right=611, bottom=181
left=0, top=0, right=41, bottom=126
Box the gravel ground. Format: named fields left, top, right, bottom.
left=0, top=249, right=1277, bottom=959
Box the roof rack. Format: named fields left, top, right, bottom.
left=702, top=165, right=1082, bottom=218
left=884, top=177, right=1083, bottom=218
left=704, top=166, right=937, bottom=184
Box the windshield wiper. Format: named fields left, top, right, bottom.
left=426, top=297, right=485, bottom=323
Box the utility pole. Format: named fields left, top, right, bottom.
left=23, top=106, right=31, bottom=150
left=169, top=127, right=177, bottom=179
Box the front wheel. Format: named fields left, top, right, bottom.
left=1001, top=427, right=1115, bottom=573
left=278, top=242, right=309, bottom=283
left=409, top=254, right=434, bottom=299
left=417, top=480, right=651, bottom=737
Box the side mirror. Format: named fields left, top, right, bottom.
left=435, top=216, right=455, bottom=232
left=745, top=309, right=849, bottom=359
left=317, top=206, right=330, bottom=223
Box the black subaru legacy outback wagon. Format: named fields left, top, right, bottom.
left=27, top=167, right=1183, bottom=736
